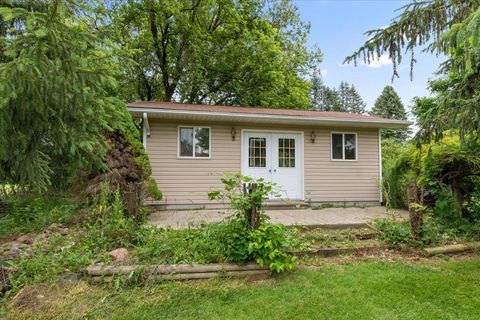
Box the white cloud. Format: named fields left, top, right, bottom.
left=320, top=69, right=328, bottom=77
left=363, top=54, right=392, bottom=68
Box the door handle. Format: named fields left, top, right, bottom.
left=273, top=169, right=277, bottom=173
left=269, top=169, right=272, bottom=173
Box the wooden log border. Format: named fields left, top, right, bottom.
left=424, top=241, right=480, bottom=256
left=85, top=262, right=269, bottom=282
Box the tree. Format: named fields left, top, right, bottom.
left=106, top=0, right=321, bottom=108
left=371, top=86, right=409, bottom=141
left=0, top=1, right=128, bottom=192
left=345, top=1, right=480, bottom=141
left=310, top=70, right=341, bottom=111
left=337, top=81, right=366, bottom=114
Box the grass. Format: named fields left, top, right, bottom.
left=0, top=195, right=79, bottom=240
left=3, top=259, right=480, bottom=319
left=297, top=227, right=380, bottom=248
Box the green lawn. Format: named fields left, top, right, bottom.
left=5, top=259, right=480, bottom=319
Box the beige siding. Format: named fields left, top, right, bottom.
left=147, top=120, right=380, bottom=205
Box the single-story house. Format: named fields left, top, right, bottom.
left=128, top=101, right=411, bottom=209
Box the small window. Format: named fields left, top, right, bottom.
left=331, top=132, right=357, bottom=160
left=178, top=127, right=210, bottom=158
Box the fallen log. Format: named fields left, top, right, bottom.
left=85, top=262, right=268, bottom=277
left=424, top=242, right=480, bottom=256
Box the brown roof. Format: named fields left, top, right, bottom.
left=127, top=101, right=393, bottom=122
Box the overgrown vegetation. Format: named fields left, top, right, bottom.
left=379, top=133, right=480, bottom=248
left=208, top=173, right=298, bottom=272
left=2, top=175, right=302, bottom=298
left=0, top=195, right=79, bottom=240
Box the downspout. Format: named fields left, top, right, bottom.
left=142, top=112, right=150, bottom=149
left=378, top=128, right=383, bottom=204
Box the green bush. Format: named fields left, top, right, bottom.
left=248, top=224, right=296, bottom=272
left=374, top=219, right=414, bottom=249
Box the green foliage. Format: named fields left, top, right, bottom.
left=310, top=74, right=366, bottom=114
left=0, top=1, right=129, bottom=192
left=374, top=219, right=414, bottom=249
left=381, top=139, right=414, bottom=209
left=208, top=173, right=277, bottom=225
left=346, top=1, right=480, bottom=142
left=248, top=224, right=296, bottom=273
left=105, top=0, right=321, bottom=108
left=371, top=86, right=410, bottom=141
left=146, top=178, right=163, bottom=201
left=208, top=173, right=297, bottom=272
left=0, top=194, right=79, bottom=240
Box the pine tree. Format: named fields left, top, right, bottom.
left=0, top=1, right=125, bottom=192
left=336, top=81, right=366, bottom=114
left=337, top=81, right=350, bottom=111
left=346, top=85, right=366, bottom=114
left=370, top=85, right=409, bottom=141
left=310, top=70, right=343, bottom=112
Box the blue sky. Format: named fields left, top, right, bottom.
left=295, top=0, right=442, bottom=117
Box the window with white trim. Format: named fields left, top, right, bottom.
left=178, top=127, right=210, bottom=158
left=331, top=132, right=357, bottom=160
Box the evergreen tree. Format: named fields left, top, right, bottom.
left=336, top=81, right=366, bottom=114
left=0, top=1, right=126, bottom=192
left=345, top=1, right=480, bottom=141
left=370, top=85, right=410, bottom=141
left=310, top=70, right=342, bottom=111
left=337, top=81, right=350, bottom=111
left=346, top=85, right=366, bottom=114
left=326, top=88, right=344, bottom=112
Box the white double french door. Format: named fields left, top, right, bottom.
left=242, top=131, right=303, bottom=200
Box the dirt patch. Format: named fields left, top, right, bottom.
left=299, top=248, right=480, bottom=267
left=9, top=284, right=53, bottom=312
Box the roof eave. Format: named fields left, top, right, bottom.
left=127, top=107, right=412, bottom=129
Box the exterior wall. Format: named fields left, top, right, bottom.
left=147, top=120, right=380, bottom=206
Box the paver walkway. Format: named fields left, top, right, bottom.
left=148, top=206, right=408, bottom=229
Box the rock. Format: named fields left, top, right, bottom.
left=47, top=223, right=61, bottom=231
left=108, top=248, right=129, bottom=262
left=16, top=234, right=34, bottom=245
left=7, top=243, right=21, bottom=260
left=57, top=273, right=79, bottom=287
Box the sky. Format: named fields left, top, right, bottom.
left=294, top=0, right=443, bottom=118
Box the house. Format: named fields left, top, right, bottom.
left=127, top=101, right=411, bottom=209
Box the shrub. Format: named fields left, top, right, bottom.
left=208, top=173, right=297, bottom=272
left=248, top=224, right=296, bottom=272
left=374, top=219, right=414, bottom=249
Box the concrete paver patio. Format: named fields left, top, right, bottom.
left=147, top=206, right=409, bottom=229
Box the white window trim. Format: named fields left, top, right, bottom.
left=177, top=126, right=212, bottom=159
left=330, top=132, right=358, bottom=161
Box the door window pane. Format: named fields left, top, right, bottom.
left=179, top=127, right=193, bottom=157
left=344, top=134, right=356, bottom=160
left=278, top=138, right=295, bottom=168
left=331, top=134, right=343, bottom=159
left=194, top=127, right=210, bottom=157
left=249, top=138, right=266, bottom=167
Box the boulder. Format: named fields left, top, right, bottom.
left=108, top=248, right=129, bottom=262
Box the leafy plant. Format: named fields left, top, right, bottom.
left=208, top=173, right=278, bottom=228
left=248, top=224, right=296, bottom=273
